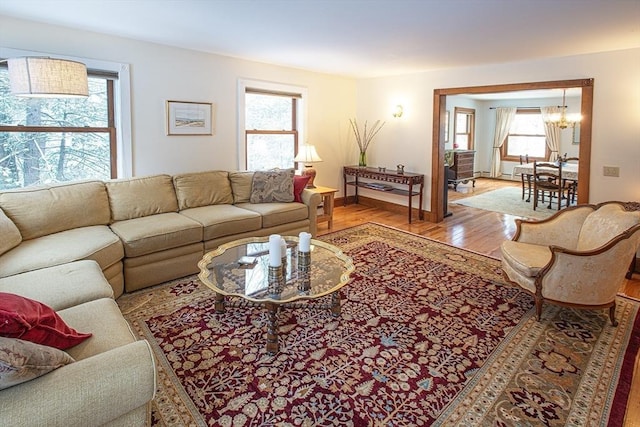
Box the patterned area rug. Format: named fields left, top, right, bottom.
left=451, top=187, right=555, bottom=220
left=117, top=223, right=639, bottom=426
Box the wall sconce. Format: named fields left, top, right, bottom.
left=3, top=57, right=89, bottom=98
left=392, top=104, right=403, bottom=118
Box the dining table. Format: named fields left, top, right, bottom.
left=512, top=161, right=579, bottom=202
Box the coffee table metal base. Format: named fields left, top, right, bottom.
left=214, top=292, right=343, bottom=355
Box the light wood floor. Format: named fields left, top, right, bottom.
left=318, top=177, right=640, bottom=426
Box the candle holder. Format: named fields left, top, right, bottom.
left=298, top=250, right=311, bottom=272
left=268, top=265, right=284, bottom=296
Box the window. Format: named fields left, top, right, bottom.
left=244, top=89, right=300, bottom=171
left=501, top=108, right=549, bottom=161
left=454, top=107, right=475, bottom=150
left=0, top=68, right=117, bottom=190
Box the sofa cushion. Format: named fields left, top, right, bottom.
left=106, top=174, right=178, bottom=221
left=0, top=180, right=110, bottom=240
left=250, top=169, right=295, bottom=203
left=0, top=261, right=113, bottom=312
left=0, top=337, right=75, bottom=391
left=0, top=293, right=92, bottom=350
left=293, top=175, right=311, bottom=203
left=576, top=203, right=640, bottom=251
left=173, top=170, right=233, bottom=210
left=180, top=204, right=262, bottom=241
left=0, top=225, right=123, bottom=279
left=229, top=171, right=254, bottom=204
left=501, top=240, right=552, bottom=278
left=0, top=208, right=21, bottom=256
left=58, top=298, right=138, bottom=361
left=236, top=202, right=309, bottom=228
left=109, top=212, right=203, bottom=258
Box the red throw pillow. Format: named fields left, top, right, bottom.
left=293, top=175, right=311, bottom=203
left=0, top=292, right=92, bottom=350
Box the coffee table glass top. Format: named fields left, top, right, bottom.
left=198, top=236, right=354, bottom=304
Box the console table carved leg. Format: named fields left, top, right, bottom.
left=265, top=302, right=279, bottom=354
left=214, top=293, right=225, bottom=313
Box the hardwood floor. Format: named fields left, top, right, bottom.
left=318, top=177, right=640, bottom=426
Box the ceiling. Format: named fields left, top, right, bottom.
left=1, top=0, right=639, bottom=78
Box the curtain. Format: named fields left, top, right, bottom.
left=489, top=107, right=517, bottom=178
left=540, top=106, right=561, bottom=161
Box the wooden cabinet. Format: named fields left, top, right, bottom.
left=447, top=150, right=476, bottom=191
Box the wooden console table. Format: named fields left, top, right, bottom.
left=343, top=166, right=424, bottom=223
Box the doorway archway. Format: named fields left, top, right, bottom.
left=430, top=78, right=594, bottom=222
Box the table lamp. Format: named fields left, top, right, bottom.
left=294, top=145, right=323, bottom=188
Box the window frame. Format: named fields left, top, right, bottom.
left=237, top=79, right=307, bottom=170
left=0, top=47, right=132, bottom=179
left=501, top=108, right=550, bottom=162
left=453, top=107, right=475, bottom=150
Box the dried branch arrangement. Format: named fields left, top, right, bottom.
left=349, top=118, right=385, bottom=153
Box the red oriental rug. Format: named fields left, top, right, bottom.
left=118, top=223, right=639, bottom=426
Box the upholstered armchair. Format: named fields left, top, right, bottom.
left=501, top=202, right=640, bottom=325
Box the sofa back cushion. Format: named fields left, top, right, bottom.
left=173, top=171, right=233, bottom=210
left=0, top=208, right=21, bottom=255
left=0, top=181, right=110, bottom=240
left=229, top=171, right=254, bottom=204
left=577, top=203, right=640, bottom=251
left=106, top=174, right=178, bottom=221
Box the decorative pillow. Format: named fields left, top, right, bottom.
left=293, top=175, right=311, bottom=203
left=229, top=171, right=255, bottom=204
left=0, top=293, right=92, bottom=350
left=0, top=207, right=21, bottom=256
left=0, top=336, right=74, bottom=390
left=249, top=169, right=295, bottom=203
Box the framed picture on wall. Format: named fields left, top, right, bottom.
left=572, top=124, right=580, bottom=145
left=166, top=100, right=215, bottom=135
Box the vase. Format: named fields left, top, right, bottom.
left=358, top=151, right=367, bottom=167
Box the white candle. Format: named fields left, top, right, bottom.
left=280, top=237, right=287, bottom=258
left=269, top=234, right=282, bottom=266
left=299, top=232, right=311, bottom=252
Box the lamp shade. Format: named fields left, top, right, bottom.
left=294, top=145, right=323, bottom=164
left=8, top=57, right=89, bottom=98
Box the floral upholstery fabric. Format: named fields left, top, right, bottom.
left=249, top=169, right=295, bottom=203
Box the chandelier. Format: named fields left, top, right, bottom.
left=545, top=89, right=581, bottom=129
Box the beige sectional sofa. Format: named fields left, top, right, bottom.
left=0, top=169, right=321, bottom=426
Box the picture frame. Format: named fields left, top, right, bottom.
left=166, top=100, right=215, bottom=135
left=444, top=110, right=450, bottom=142
left=572, top=124, right=580, bottom=145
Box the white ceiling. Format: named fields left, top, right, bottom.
left=0, top=0, right=638, bottom=78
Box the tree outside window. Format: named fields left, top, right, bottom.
left=245, top=91, right=298, bottom=171
left=0, top=69, right=116, bottom=190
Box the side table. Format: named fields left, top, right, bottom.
left=308, top=186, right=337, bottom=229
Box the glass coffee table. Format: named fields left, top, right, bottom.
left=197, top=236, right=354, bottom=354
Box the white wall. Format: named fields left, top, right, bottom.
left=2, top=15, right=638, bottom=209
left=0, top=15, right=356, bottom=182
left=356, top=48, right=640, bottom=207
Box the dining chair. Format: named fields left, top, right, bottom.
left=533, top=161, right=564, bottom=210
left=519, top=154, right=531, bottom=201
left=563, top=157, right=579, bottom=205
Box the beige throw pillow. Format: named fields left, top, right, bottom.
left=229, top=171, right=254, bottom=204
left=0, top=337, right=75, bottom=390
left=250, top=169, right=295, bottom=203
left=0, top=208, right=21, bottom=256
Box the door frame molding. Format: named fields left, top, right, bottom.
left=430, top=78, right=594, bottom=222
